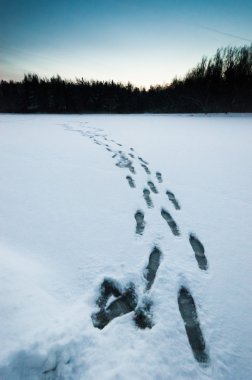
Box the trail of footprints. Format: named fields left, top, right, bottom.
left=68, top=126, right=210, bottom=365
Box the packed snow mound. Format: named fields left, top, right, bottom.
left=0, top=113, right=252, bottom=379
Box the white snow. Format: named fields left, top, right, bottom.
left=0, top=113, right=251, bottom=380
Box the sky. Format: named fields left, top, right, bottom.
left=0, top=0, right=252, bottom=87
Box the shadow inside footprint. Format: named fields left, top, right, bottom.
left=178, top=287, right=209, bottom=365
left=166, top=190, right=180, bottom=210
left=143, top=188, right=153, bottom=208
left=156, top=172, right=163, bottom=183
left=144, top=247, right=162, bottom=290
left=128, top=164, right=136, bottom=174
left=134, top=247, right=162, bottom=329
left=116, top=156, right=136, bottom=174
left=126, top=175, right=135, bottom=188
left=96, top=278, right=122, bottom=309
left=135, top=210, right=145, bottom=235
left=189, top=234, right=208, bottom=270
left=134, top=298, right=154, bottom=329
left=92, top=247, right=163, bottom=331
left=141, top=164, right=151, bottom=174
left=92, top=281, right=138, bottom=330
left=161, top=208, right=180, bottom=236
left=148, top=181, right=158, bottom=194
left=138, top=157, right=149, bottom=165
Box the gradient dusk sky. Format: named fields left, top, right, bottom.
left=1, top=0, right=252, bottom=87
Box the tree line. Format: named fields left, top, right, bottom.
left=0, top=45, right=251, bottom=113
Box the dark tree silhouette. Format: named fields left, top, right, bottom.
left=0, top=45, right=251, bottom=113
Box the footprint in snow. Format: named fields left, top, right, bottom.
left=161, top=208, right=180, bottom=236
left=143, top=188, right=154, bottom=208
left=166, top=190, right=181, bottom=210
left=178, top=286, right=209, bottom=365
left=147, top=181, right=158, bottom=194
left=156, top=171, right=163, bottom=183
left=135, top=210, right=145, bottom=235
left=92, top=247, right=162, bottom=330
left=189, top=234, right=208, bottom=271
left=141, top=164, right=151, bottom=175
left=138, top=157, right=149, bottom=165
left=91, top=279, right=137, bottom=330
left=126, top=175, right=136, bottom=188
left=143, top=246, right=162, bottom=291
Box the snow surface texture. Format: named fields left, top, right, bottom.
left=0, top=114, right=252, bottom=379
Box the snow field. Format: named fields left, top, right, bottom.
left=0, top=114, right=251, bottom=379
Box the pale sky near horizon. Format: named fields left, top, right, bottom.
left=0, top=0, right=252, bottom=87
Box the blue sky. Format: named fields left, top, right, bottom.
left=1, top=0, right=252, bottom=87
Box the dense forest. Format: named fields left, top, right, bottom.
left=0, top=45, right=251, bottom=113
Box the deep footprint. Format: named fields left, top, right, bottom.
left=126, top=175, right=136, bottom=188
left=178, top=287, right=209, bottom=364
left=96, top=278, right=122, bottom=309
left=141, top=164, right=151, bottom=174
left=134, top=298, right=154, bottom=329
left=156, top=172, right=163, bottom=183
left=129, top=153, right=134, bottom=159
left=143, top=188, right=154, bottom=208
left=148, top=181, right=158, bottom=194
left=144, top=246, right=162, bottom=290
left=135, top=210, right=145, bottom=235
left=92, top=282, right=138, bottom=330
left=189, top=234, right=208, bottom=270
left=161, top=208, right=180, bottom=236
left=166, top=190, right=181, bottom=210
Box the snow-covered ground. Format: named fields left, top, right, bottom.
left=0, top=113, right=251, bottom=380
